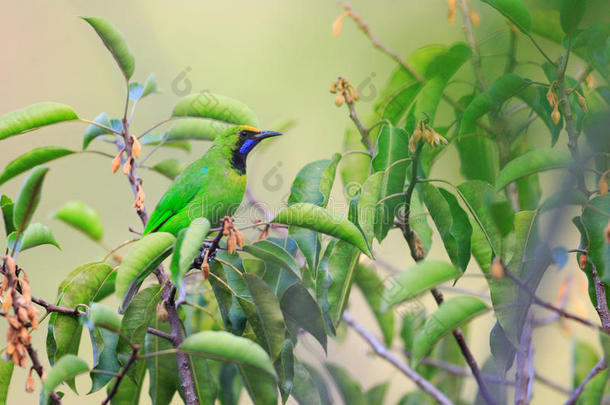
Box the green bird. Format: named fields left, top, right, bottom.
left=143, top=125, right=281, bottom=236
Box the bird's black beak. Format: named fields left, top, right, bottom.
left=253, top=130, right=282, bottom=140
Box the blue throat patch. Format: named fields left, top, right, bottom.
left=239, top=139, right=258, bottom=155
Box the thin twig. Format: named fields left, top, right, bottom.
left=31, top=296, right=84, bottom=316
left=563, top=357, right=607, bottom=405
left=147, top=327, right=174, bottom=344
left=591, top=264, right=610, bottom=331
left=102, top=345, right=140, bottom=405
left=342, top=311, right=455, bottom=405
left=456, top=0, right=486, bottom=91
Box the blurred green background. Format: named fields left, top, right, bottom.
left=1, top=1, right=609, bottom=404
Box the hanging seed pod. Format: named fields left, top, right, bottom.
left=470, top=10, right=481, bottom=27
left=5, top=256, right=16, bottom=273
left=131, top=136, right=142, bottom=158
left=122, top=157, right=132, bottom=175
left=227, top=232, right=237, bottom=254
left=599, top=172, right=608, bottom=196
left=25, top=368, right=35, bottom=393
left=234, top=229, right=245, bottom=248
left=112, top=149, right=124, bottom=173
left=605, top=221, right=610, bottom=243
left=579, top=253, right=588, bottom=269
left=2, top=289, right=13, bottom=313
left=156, top=302, right=168, bottom=322
left=575, top=91, right=588, bottom=113
left=334, top=93, right=344, bottom=107
left=551, top=105, right=561, bottom=125
left=447, top=0, right=456, bottom=22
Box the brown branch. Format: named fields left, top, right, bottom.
left=147, top=327, right=174, bottom=344
left=342, top=311, right=455, bottom=405
left=102, top=344, right=140, bottom=405
left=563, top=357, right=606, bottom=405
left=591, top=264, right=610, bottom=331
left=456, top=0, right=486, bottom=91
left=31, top=296, right=84, bottom=316
left=345, top=97, right=373, bottom=152
left=514, top=313, right=534, bottom=405
left=430, top=288, right=498, bottom=405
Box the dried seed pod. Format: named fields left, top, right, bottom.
left=600, top=173, right=609, bottom=196
left=7, top=315, right=21, bottom=329
left=25, top=368, right=35, bottom=393
left=112, top=149, right=123, bottom=173
left=27, top=306, right=39, bottom=329
left=157, top=302, right=168, bottom=322
left=227, top=232, right=237, bottom=254
left=334, top=93, right=344, bottom=107
left=470, top=10, right=481, bottom=27
left=605, top=221, right=610, bottom=243
left=546, top=83, right=557, bottom=107
left=17, top=307, right=29, bottom=324
left=490, top=258, right=504, bottom=279
left=332, top=11, right=349, bottom=37
left=123, top=157, right=132, bottom=175
left=2, top=290, right=12, bottom=313
left=413, top=233, right=426, bottom=260
left=447, top=0, right=456, bottom=22
left=20, top=277, right=31, bottom=305
left=579, top=253, right=588, bottom=269
left=5, top=256, right=16, bottom=273
left=575, top=91, right=588, bottom=113
left=131, top=136, right=142, bottom=158
left=234, top=229, right=245, bottom=248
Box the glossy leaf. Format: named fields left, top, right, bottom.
left=0, top=102, right=77, bottom=141
left=481, top=0, right=531, bottom=33
left=583, top=195, right=610, bottom=281
left=7, top=223, right=60, bottom=252
left=289, top=226, right=321, bottom=275
left=241, top=274, right=287, bottom=360
left=87, top=326, right=120, bottom=394
left=354, top=264, right=395, bottom=347
left=82, top=112, right=113, bottom=149
left=243, top=239, right=302, bottom=280
left=280, top=283, right=327, bottom=352
left=365, top=382, right=390, bottom=405
left=340, top=129, right=371, bottom=191
left=82, top=17, right=135, bottom=80
left=180, top=331, right=277, bottom=377
left=495, top=148, right=571, bottom=191
left=277, top=339, right=295, bottom=403
left=150, top=159, right=185, bottom=180
left=380, top=261, right=460, bottom=311
left=518, top=86, right=562, bottom=145
left=288, top=154, right=341, bottom=207
left=86, top=303, right=121, bottom=332
left=357, top=172, right=383, bottom=246
left=572, top=340, right=607, bottom=404
left=560, top=0, right=586, bottom=35
left=327, top=241, right=360, bottom=326
left=47, top=263, right=115, bottom=367
left=420, top=183, right=472, bottom=272
left=456, top=134, right=499, bottom=184
left=371, top=125, right=410, bottom=242
left=459, top=74, right=530, bottom=137
left=326, top=363, right=366, bottom=405
left=172, top=93, right=259, bottom=127
left=164, top=118, right=227, bottom=142
left=51, top=200, right=103, bottom=241
left=0, top=146, right=73, bottom=186
left=145, top=316, right=179, bottom=404
left=171, top=218, right=211, bottom=289
left=272, top=203, right=372, bottom=258
left=315, top=241, right=337, bottom=335
left=412, top=296, right=488, bottom=364
left=115, top=232, right=175, bottom=312
left=0, top=358, right=13, bottom=405
left=291, top=361, right=322, bottom=405
left=1, top=195, right=15, bottom=236
left=302, top=364, right=332, bottom=405
left=142, top=74, right=159, bottom=97
left=40, top=355, right=88, bottom=405
left=12, top=166, right=49, bottom=234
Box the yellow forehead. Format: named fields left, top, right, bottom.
left=241, top=125, right=261, bottom=133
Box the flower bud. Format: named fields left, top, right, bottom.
left=157, top=302, right=168, bottom=322
left=470, top=10, right=481, bottom=27
left=335, top=94, right=344, bottom=107
left=599, top=172, right=608, bottom=196
left=579, top=253, right=587, bottom=269
left=490, top=258, right=504, bottom=279
left=227, top=232, right=237, bottom=254
left=131, top=136, right=142, bottom=158
left=122, top=157, right=132, bottom=175
left=551, top=105, right=561, bottom=125
left=25, top=369, right=35, bottom=393
left=112, top=150, right=123, bottom=174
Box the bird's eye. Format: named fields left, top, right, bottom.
left=240, top=130, right=248, bottom=136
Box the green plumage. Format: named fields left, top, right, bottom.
left=143, top=125, right=280, bottom=236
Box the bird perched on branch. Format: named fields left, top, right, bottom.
left=143, top=125, right=281, bottom=236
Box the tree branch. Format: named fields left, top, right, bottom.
left=563, top=357, right=606, bottom=405
left=456, top=0, right=486, bottom=91
left=102, top=345, right=140, bottom=405
left=342, top=311, right=455, bottom=405
left=147, top=327, right=174, bottom=344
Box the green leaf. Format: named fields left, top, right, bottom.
left=0, top=147, right=74, bottom=186
left=455, top=135, right=499, bottom=184
left=243, top=239, right=302, bottom=280
left=410, top=189, right=433, bottom=257
left=302, top=364, right=332, bottom=405
left=583, top=195, right=610, bottom=281
left=51, top=200, right=103, bottom=241
left=1, top=195, right=15, bottom=236
left=380, top=261, right=460, bottom=311
left=0, top=358, right=13, bottom=405
left=180, top=331, right=278, bottom=378
left=459, top=74, right=531, bottom=138
left=241, top=274, right=287, bottom=360
left=560, top=0, right=587, bottom=35
left=115, top=232, right=175, bottom=312
left=340, top=129, right=371, bottom=191
left=86, top=325, right=120, bottom=393
left=280, top=283, right=327, bottom=352
left=172, top=93, right=259, bottom=127
left=326, top=363, right=366, bottom=405
left=365, top=382, right=390, bottom=405
left=0, top=102, right=77, bottom=141
left=327, top=241, right=360, bottom=326
left=495, top=148, right=571, bottom=191
left=357, top=172, right=384, bottom=246
left=163, top=118, right=228, bottom=142
left=572, top=340, right=600, bottom=388
left=150, top=159, right=185, bottom=180
left=82, top=112, right=113, bottom=149
left=47, top=263, right=115, bottom=367
left=129, top=82, right=144, bottom=101
left=531, top=8, right=564, bottom=43
left=371, top=125, right=410, bottom=242
left=480, top=0, right=532, bottom=33
left=272, top=203, right=372, bottom=258
left=354, top=264, right=395, bottom=347
left=420, top=183, right=472, bottom=272
left=289, top=226, right=321, bottom=275
left=288, top=154, right=341, bottom=207
left=142, top=74, right=159, bottom=97
left=315, top=241, right=337, bottom=335
left=291, top=361, right=322, bottom=405
left=277, top=340, right=295, bottom=403
left=412, top=296, right=488, bottom=364
left=7, top=223, right=60, bottom=252
left=86, top=303, right=121, bottom=332
left=12, top=166, right=49, bottom=234
left=145, top=315, right=179, bottom=405
left=171, top=218, right=211, bottom=289
left=40, top=355, right=88, bottom=405
left=518, top=86, right=563, bottom=145
left=81, top=17, right=135, bottom=80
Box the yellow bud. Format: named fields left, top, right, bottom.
left=25, top=369, right=35, bottom=393
left=131, top=136, right=142, bottom=158
left=490, top=258, right=504, bottom=279
left=112, top=150, right=123, bottom=174
left=227, top=232, right=237, bottom=254
left=335, top=93, right=344, bottom=107
left=599, top=171, right=609, bottom=196
left=546, top=83, right=557, bottom=107
left=551, top=105, right=561, bottom=125
left=470, top=10, right=481, bottom=27
left=122, top=158, right=132, bottom=175
left=447, top=0, right=456, bottom=23
left=585, top=74, right=596, bottom=88
left=576, top=91, right=588, bottom=113
left=157, top=302, right=168, bottom=322
left=332, top=11, right=349, bottom=37
left=579, top=253, right=587, bottom=269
